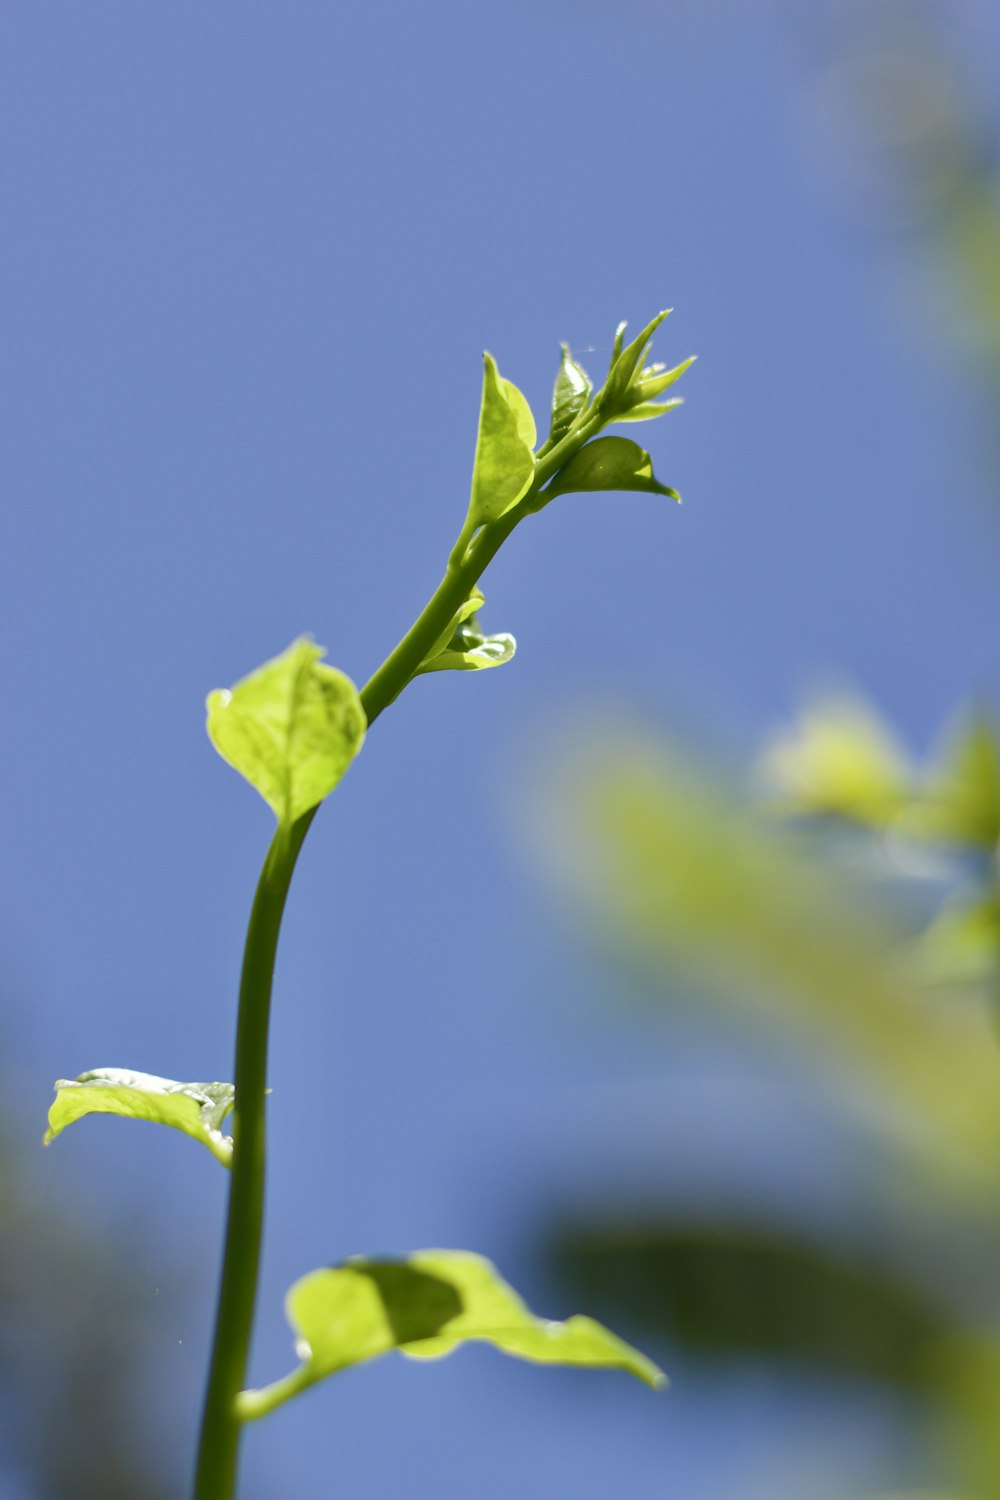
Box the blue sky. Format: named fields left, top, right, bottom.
left=4, top=2, right=1000, bottom=1497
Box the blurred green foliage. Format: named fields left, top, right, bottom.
left=538, top=694, right=1000, bottom=1500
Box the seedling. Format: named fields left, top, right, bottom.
left=45, top=312, right=693, bottom=1499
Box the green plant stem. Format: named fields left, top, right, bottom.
left=192, top=403, right=608, bottom=1500
left=191, top=510, right=519, bottom=1499
left=361, top=514, right=518, bottom=725
left=192, top=811, right=315, bottom=1500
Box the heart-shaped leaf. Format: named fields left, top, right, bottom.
left=237, top=1249, right=664, bottom=1419
left=206, top=638, right=366, bottom=827
left=545, top=436, right=679, bottom=502
left=467, top=353, right=537, bottom=526
left=45, top=1068, right=235, bottom=1166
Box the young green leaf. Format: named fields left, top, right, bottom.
left=611, top=354, right=696, bottom=423
left=544, top=436, right=680, bottom=502
left=420, top=588, right=486, bottom=667
left=237, top=1249, right=664, bottom=1419
left=467, top=353, right=537, bottom=526
left=549, top=344, right=592, bottom=442
left=613, top=397, right=685, bottom=424
left=601, top=310, right=672, bottom=412
left=417, top=588, right=516, bottom=675
left=206, top=638, right=366, bottom=827
left=630, top=356, right=696, bottom=405
left=44, top=1069, right=235, bottom=1167
left=608, top=320, right=627, bottom=372
left=419, top=624, right=516, bottom=673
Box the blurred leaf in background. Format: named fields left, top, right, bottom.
left=532, top=699, right=1000, bottom=1499
left=524, top=21, right=1000, bottom=1493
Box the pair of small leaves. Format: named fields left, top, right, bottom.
left=206, top=638, right=366, bottom=827
left=45, top=1069, right=236, bottom=1167
left=237, top=1249, right=664, bottom=1420
left=601, top=310, right=696, bottom=424
left=42, top=1081, right=663, bottom=1409
left=418, top=588, right=516, bottom=675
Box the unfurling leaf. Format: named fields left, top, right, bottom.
left=601, top=310, right=672, bottom=411
left=44, top=1069, right=235, bottom=1167
left=418, top=588, right=516, bottom=675
left=614, top=397, right=685, bottom=424
left=549, top=344, right=592, bottom=442
left=629, top=356, right=697, bottom=405
left=237, top=1249, right=664, bottom=1420
left=597, top=313, right=694, bottom=423
left=421, top=589, right=487, bottom=666
left=467, top=353, right=537, bottom=526
left=421, top=628, right=516, bottom=673
left=206, top=638, right=366, bottom=827
left=544, top=436, right=680, bottom=502
left=612, top=353, right=696, bottom=424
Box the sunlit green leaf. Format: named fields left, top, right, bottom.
left=467, top=353, right=537, bottom=526
left=614, top=397, right=685, bottom=424
left=608, top=321, right=627, bottom=373
left=549, top=344, right=592, bottom=442
left=545, top=436, right=679, bottom=502
left=206, top=638, right=366, bottom=827
left=44, top=1068, right=235, bottom=1167
left=237, top=1249, right=664, bottom=1419
left=761, top=697, right=913, bottom=826
left=630, top=355, right=696, bottom=404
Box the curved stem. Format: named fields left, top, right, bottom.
left=190, top=510, right=520, bottom=1500
left=360, top=512, right=517, bottom=727
left=192, top=812, right=314, bottom=1500
left=190, top=384, right=614, bottom=1497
